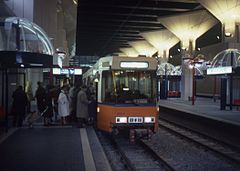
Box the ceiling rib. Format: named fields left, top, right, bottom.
left=76, top=0, right=201, bottom=57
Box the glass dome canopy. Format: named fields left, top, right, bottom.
left=0, top=17, right=54, bottom=55
left=170, top=65, right=203, bottom=76
left=157, top=62, right=175, bottom=76
left=211, top=49, right=240, bottom=68
left=170, top=65, right=181, bottom=76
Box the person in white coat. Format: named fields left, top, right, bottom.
left=58, top=86, right=70, bottom=125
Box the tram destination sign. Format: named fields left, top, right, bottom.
left=120, top=61, right=149, bottom=69
left=207, top=66, right=232, bottom=75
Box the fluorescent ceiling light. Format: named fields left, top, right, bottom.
left=30, top=63, right=43, bottom=67
left=225, top=32, right=232, bottom=37
left=73, top=0, right=78, bottom=5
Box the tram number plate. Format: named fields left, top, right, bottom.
left=128, top=117, right=143, bottom=123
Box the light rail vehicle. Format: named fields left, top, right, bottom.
left=83, top=56, right=159, bottom=139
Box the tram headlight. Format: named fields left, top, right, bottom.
left=116, top=117, right=127, bottom=123
left=144, top=117, right=155, bottom=123
left=97, top=107, right=100, bottom=113
left=156, top=106, right=160, bottom=112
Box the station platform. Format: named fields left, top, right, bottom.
left=0, top=125, right=111, bottom=171
left=158, top=97, right=240, bottom=126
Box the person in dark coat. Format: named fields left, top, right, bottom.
left=12, top=85, right=28, bottom=127
left=43, top=84, right=54, bottom=126
left=69, top=83, right=76, bottom=121
left=76, top=85, right=91, bottom=127
left=87, top=83, right=96, bottom=126
left=35, top=81, right=46, bottom=114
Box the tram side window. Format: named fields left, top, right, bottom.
left=102, top=71, right=115, bottom=102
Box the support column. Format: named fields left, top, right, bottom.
left=181, top=46, right=194, bottom=101
left=181, top=64, right=193, bottom=101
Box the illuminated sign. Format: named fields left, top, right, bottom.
left=52, top=68, right=60, bottom=74
left=74, top=69, right=82, bottom=75
left=120, top=61, right=148, bottom=69
left=60, top=69, right=69, bottom=75
left=207, top=66, right=232, bottom=75
left=52, top=68, right=82, bottom=75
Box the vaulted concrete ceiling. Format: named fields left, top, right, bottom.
left=76, top=0, right=203, bottom=57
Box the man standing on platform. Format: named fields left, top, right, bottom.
left=76, top=85, right=91, bottom=127
left=35, top=81, right=46, bottom=116
left=12, top=85, right=28, bottom=127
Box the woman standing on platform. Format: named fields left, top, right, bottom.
left=58, top=86, right=70, bottom=125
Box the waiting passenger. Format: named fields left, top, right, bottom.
left=43, top=84, right=54, bottom=126
left=12, top=85, right=28, bottom=127
left=86, top=82, right=95, bottom=100
left=25, top=81, right=33, bottom=113
left=35, top=81, right=46, bottom=115
left=58, top=86, right=70, bottom=125
left=69, top=83, right=81, bottom=122
left=76, top=85, right=91, bottom=128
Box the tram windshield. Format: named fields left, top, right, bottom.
left=102, top=70, right=156, bottom=104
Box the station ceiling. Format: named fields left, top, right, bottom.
left=76, top=0, right=204, bottom=57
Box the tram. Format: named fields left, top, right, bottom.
left=83, top=56, right=159, bottom=139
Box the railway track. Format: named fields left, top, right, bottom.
left=158, top=119, right=240, bottom=165
left=97, top=119, right=240, bottom=170
left=97, top=131, right=173, bottom=171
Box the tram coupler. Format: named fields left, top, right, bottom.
left=147, top=128, right=153, bottom=141
left=129, top=128, right=153, bottom=143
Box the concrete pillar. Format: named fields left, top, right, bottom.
left=223, top=23, right=240, bottom=108
left=222, top=23, right=240, bottom=43
left=181, top=64, right=193, bottom=100
left=181, top=40, right=194, bottom=101
left=162, top=50, right=168, bottom=63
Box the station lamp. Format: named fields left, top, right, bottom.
left=183, top=54, right=207, bottom=105
left=225, top=32, right=232, bottom=37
